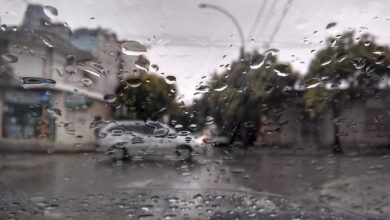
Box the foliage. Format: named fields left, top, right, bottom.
left=304, top=31, right=390, bottom=118
left=195, top=50, right=299, bottom=143
left=115, top=71, right=177, bottom=121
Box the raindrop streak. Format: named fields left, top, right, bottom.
left=103, top=94, right=117, bottom=103
left=1, top=54, right=18, bottom=63
left=52, top=68, right=63, bottom=77
left=43, top=6, right=58, bottom=19
left=320, top=59, right=332, bottom=66
left=77, top=61, right=104, bottom=78
left=40, top=34, right=55, bottom=48
left=21, top=77, right=56, bottom=89
left=165, top=75, right=176, bottom=84
left=121, top=41, right=147, bottom=56
left=212, top=83, right=227, bottom=92
left=306, top=82, right=321, bottom=89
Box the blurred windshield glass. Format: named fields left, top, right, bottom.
left=1, top=0, right=390, bottom=219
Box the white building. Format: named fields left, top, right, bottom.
left=0, top=5, right=136, bottom=151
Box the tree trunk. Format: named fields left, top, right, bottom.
left=332, top=101, right=343, bottom=154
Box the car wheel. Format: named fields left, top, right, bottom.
left=176, top=145, right=192, bottom=161
left=109, top=146, right=128, bottom=162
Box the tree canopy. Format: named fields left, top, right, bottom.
left=115, top=71, right=177, bottom=121
left=304, top=31, right=390, bottom=118
left=193, top=50, right=299, bottom=143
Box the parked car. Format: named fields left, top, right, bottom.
left=96, top=120, right=207, bottom=161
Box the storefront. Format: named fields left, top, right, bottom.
left=2, top=89, right=55, bottom=140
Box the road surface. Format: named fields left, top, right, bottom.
left=0, top=148, right=389, bottom=219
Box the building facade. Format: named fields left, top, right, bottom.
left=0, top=5, right=136, bottom=151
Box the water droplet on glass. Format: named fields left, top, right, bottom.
left=178, top=131, right=190, bottom=136
left=244, top=121, right=255, bottom=128
left=140, top=204, right=154, bottom=212
left=214, top=83, right=228, bottom=92
left=250, top=55, right=264, bottom=69
left=127, top=77, right=142, bottom=88
left=230, top=168, right=245, bottom=173
left=43, top=6, right=58, bottom=19
left=163, top=214, right=176, bottom=220
left=121, top=41, right=147, bottom=56
left=326, top=22, right=337, bottom=29
left=205, top=116, right=214, bottom=125
left=193, top=193, right=203, bottom=200
left=264, top=48, right=280, bottom=56
left=151, top=64, right=159, bottom=71
left=330, top=39, right=337, bottom=47
left=196, top=85, right=210, bottom=93
left=320, top=59, right=332, bottom=66
left=80, top=77, right=93, bottom=87
left=0, top=24, right=6, bottom=31
left=77, top=61, right=104, bottom=77
left=306, top=81, right=321, bottom=89
left=375, top=55, right=386, bottom=64
left=135, top=57, right=150, bottom=72
left=138, top=214, right=154, bottom=220
left=47, top=108, right=61, bottom=117
left=165, top=75, right=176, bottom=84
left=1, top=54, right=18, bottom=63
left=273, top=69, right=289, bottom=77
left=21, top=77, right=56, bottom=89
left=103, top=94, right=117, bottom=103
left=181, top=172, right=192, bottom=176
left=373, top=50, right=385, bottom=56
left=189, top=124, right=198, bottom=130
left=51, top=68, right=63, bottom=77
left=40, top=34, right=55, bottom=48
left=174, top=124, right=183, bottom=129
left=351, top=57, right=366, bottom=69
left=336, top=53, right=348, bottom=63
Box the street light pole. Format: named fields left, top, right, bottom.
left=199, top=3, right=245, bottom=57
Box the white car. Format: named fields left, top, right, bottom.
left=96, top=120, right=206, bottom=161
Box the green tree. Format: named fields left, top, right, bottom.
left=196, top=50, right=298, bottom=145
left=115, top=71, right=177, bottom=121
left=304, top=31, right=390, bottom=153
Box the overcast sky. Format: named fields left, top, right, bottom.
left=2, top=0, right=390, bottom=102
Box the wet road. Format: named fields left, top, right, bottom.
left=1, top=148, right=390, bottom=219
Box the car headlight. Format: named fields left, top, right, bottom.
left=196, top=135, right=207, bottom=144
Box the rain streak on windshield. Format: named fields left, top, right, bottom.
left=1, top=0, right=390, bottom=219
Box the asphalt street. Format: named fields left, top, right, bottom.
left=0, top=148, right=389, bottom=219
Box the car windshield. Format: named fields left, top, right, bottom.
left=1, top=0, right=390, bottom=219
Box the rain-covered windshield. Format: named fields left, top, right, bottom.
left=1, top=0, right=390, bottom=219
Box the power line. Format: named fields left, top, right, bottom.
left=247, top=0, right=268, bottom=41
left=255, top=0, right=277, bottom=41
left=265, top=0, right=293, bottom=48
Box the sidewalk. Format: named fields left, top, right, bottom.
left=228, top=143, right=390, bottom=156
left=0, top=138, right=96, bottom=153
